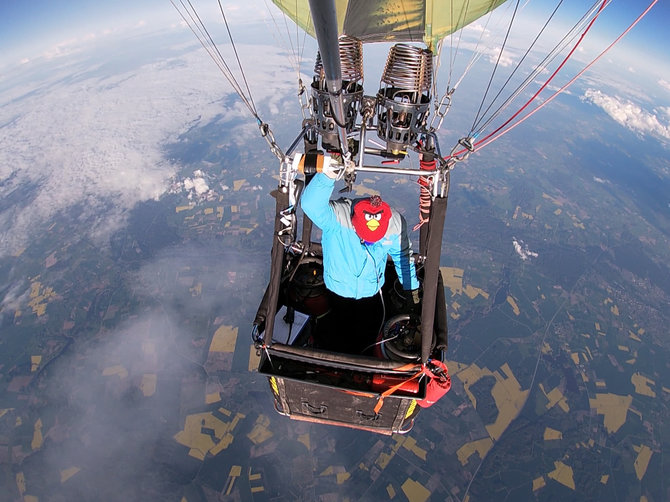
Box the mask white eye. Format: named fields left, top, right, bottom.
left=365, top=213, right=373, bottom=221
left=373, top=213, right=382, bottom=221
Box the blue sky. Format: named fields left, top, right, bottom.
left=2, top=1, right=666, bottom=49
left=1, top=0, right=668, bottom=79
left=526, top=0, right=668, bottom=71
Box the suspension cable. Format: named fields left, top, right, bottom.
left=170, top=0, right=259, bottom=119
left=446, top=0, right=658, bottom=163
left=431, top=0, right=506, bottom=131
left=471, top=0, right=609, bottom=149
left=471, top=0, right=606, bottom=137
left=263, top=0, right=308, bottom=77
left=451, top=0, right=515, bottom=91
left=469, top=0, right=521, bottom=133
left=217, top=0, right=257, bottom=114
left=469, top=0, right=565, bottom=135
left=444, top=0, right=510, bottom=90
left=473, top=0, right=659, bottom=152
left=262, top=0, right=311, bottom=118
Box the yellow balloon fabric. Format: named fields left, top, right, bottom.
left=272, top=0, right=508, bottom=50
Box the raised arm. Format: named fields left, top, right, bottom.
left=301, top=172, right=338, bottom=231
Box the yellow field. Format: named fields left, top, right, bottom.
left=456, top=437, right=493, bottom=466
left=247, top=414, right=273, bottom=445
left=60, top=467, right=80, bottom=483
left=589, top=393, right=632, bottom=434
left=140, top=373, right=157, bottom=397
left=540, top=384, right=570, bottom=413
left=544, top=427, right=562, bottom=440
left=441, top=267, right=464, bottom=295
left=401, top=478, right=431, bottom=502
left=452, top=362, right=528, bottom=441
left=28, top=280, right=57, bottom=316
left=102, top=365, right=128, bottom=378
left=547, top=460, right=575, bottom=490
left=174, top=409, right=245, bottom=460
left=209, top=325, right=238, bottom=352
left=402, top=436, right=428, bottom=460
left=633, top=444, right=653, bottom=480
left=506, top=296, right=520, bottom=315
left=631, top=372, right=656, bottom=397
left=485, top=363, right=529, bottom=440
left=440, top=266, right=489, bottom=300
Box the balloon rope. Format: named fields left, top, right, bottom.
left=471, top=0, right=609, bottom=149
left=170, top=0, right=259, bottom=119
left=472, top=0, right=659, bottom=152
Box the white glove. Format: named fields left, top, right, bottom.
left=320, top=155, right=340, bottom=179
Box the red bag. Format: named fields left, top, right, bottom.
left=417, top=360, right=451, bottom=408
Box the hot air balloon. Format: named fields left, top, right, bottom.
left=172, top=0, right=658, bottom=434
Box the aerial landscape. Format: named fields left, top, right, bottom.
left=1, top=1, right=669, bottom=501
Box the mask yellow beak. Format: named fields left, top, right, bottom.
left=366, top=219, right=380, bottom=231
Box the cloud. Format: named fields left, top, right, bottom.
left=183, top=174, right=210, bottom=196
left=7, top=234, right=266, bottom=498
left=0, top=29, right=296, bottom=257
left=512, top=237, right=538, bottom=261
left=457, top=22, right=520, bottom=68
left=581, top=88, right=670, bottom=142
left=42, top=38, right=83, bottom=60
left=659, top=80, right=670, bottom=92
left=36, top=311, right=200, bottom=500
left=0, top=276, right=29, bottom=314
left=131, top=242, right=258, bottom=318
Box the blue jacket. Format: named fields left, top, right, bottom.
left=301, top=173, right=419, bottom=299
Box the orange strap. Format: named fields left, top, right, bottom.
left=341, top=389, right=376, bottom=398
left=391, top=363, right=422, bottom=372
left=373, top=367, right=425, bottom=414
left=296, top=153, right=325, bottom=174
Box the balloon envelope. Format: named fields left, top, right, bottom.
left=272, top=0, right=509, bottom=50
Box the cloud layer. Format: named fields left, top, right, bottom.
left=0, top=26, right=298, bottom=257
left=582, top=88, right=670, bottom=142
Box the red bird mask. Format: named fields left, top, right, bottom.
left=352, top=195, right=391, bottom=243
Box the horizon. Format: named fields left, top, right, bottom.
left=1, top=0, right=667, bottom=75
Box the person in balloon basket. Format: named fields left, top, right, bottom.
left=301, top=160, right=420, bottom=352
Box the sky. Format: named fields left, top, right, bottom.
left=0, top=0, right=668, bottom=257
left=1, top=0, right=668, bottom=70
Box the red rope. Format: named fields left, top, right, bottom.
left=414, top=157, right=436, bottom=231
left=474, top=0, right=659, bottom=151
left=473, top=0, right=609, bottom=149
left=445, top=0, right=658, bottom=159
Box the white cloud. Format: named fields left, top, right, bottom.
left=659, top=80, right=670, bottom=92
left=455, top=20, right=522, bottom=69
left=184, top=175, right=210, bottom=196
left=36, top=310, right=197, bottom=500
left=0, top=278, right=29, bottom=314
left=0, top=31, right=297, bottom=257
left=43, top=38, right=83, bottom=60
left=512, top=237, right=538, bottom=261
left=465, top=22, right=487, bottom=35
left=581, top=88, right=670, bottom=142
